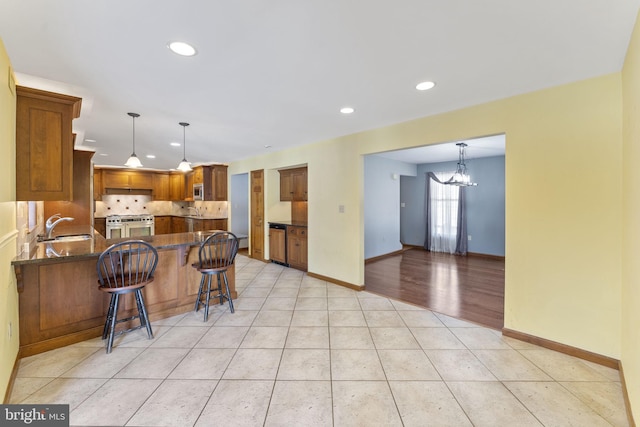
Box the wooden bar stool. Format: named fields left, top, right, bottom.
left=193, top=231, right=239, bottom=321
left=96, top=240, right=158, bottom=353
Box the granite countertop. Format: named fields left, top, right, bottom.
left=268, top=220, right=308, bottom=227
left=12, top=227, right=230, bottom=266
left=95, top=214, right=227, bottom=220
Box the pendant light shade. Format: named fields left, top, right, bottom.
left=124, top=112, right=142, bottom=168
left=177, top=122, right=192, bottom=172
left=444, top=143, right=477, bottom=187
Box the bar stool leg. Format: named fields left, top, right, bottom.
left=217, top=273, right=224, bottom=305
left=103, top=294, right=116, bottom=339
left=223, top=272, right=234, bottom=313
left=204, top=274, right=212, bottom=322
left=194, top=274, right=205, bottom=313
left=107, top=294, right=120, bottom=354
left=136, top=289, right=153, bottom=339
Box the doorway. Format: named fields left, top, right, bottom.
left=364, top=135, right=505, bottom=328
left=230, top=173, right=249, bottom=249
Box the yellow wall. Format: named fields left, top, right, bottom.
left=622, top=9, right=640, bottom=421
left=0, top=38, right=18, bottom=399
left=231, top=74, right=623, bottom=360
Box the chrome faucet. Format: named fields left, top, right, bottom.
left=45, top=214, right=74, bottom=239
left=187, top=207, right=201, bottom=218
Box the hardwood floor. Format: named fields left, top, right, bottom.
left=364, top=248, right=505, bottom=330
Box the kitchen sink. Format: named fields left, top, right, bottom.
left=39, top=233, right=92, bottom=243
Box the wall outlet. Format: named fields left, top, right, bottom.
left=8, top=321, right=12, bottom=339
left=401, top=202, right=406, bottom=208
left=468, top=235, right=472, bottom=241
left=338, top=205, right=345, bottom=213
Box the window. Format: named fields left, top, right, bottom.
left=429, top=171, right=460, bottom=253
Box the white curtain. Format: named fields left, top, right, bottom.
left=428, top=171, right=460, bottom=253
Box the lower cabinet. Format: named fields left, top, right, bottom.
left=171, top=216, right=188, bottom=233
left=287, top=226, right=308, bottom=271
left=154, top=216, right=171, bottom=235
left=94, top=218, right=106, bottom=237
left=193, top=218, right=227, bottom=232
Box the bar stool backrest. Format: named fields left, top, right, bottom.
left=198, top=232, right=239, bottom=271
left=97, top=240, right=159, bottom=290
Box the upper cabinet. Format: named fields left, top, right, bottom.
left=16, top=86, right=82, bottom=201
left=169, top=172, right=186, bottom=201
left=211, top=165, right=228, bottom=201
left=279, top=167, right=307, bottom=201
left=92, top=165, right=227, bottom=201
left=190, top=165, right=227, bottom=201
left=102, top=170, right=152, bottom=190
left=153, top=173, right=170, bottom=201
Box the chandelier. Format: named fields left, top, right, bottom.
left=444, top=142, right=477, bottom=186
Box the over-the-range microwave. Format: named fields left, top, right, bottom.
left=193, top=183, right=204, bottom=200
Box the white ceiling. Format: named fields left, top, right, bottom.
left=1, top=1, right=638, bottom=170
left=372, top=134, right=505, bottom=164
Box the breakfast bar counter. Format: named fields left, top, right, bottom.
left=12, top=229, right=237, bottom=357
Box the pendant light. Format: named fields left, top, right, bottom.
left=176, top=122, right=192, bottom=172
left=444, top=142, right=477, bottom=186
left=124, top=112, right=142, bottom=168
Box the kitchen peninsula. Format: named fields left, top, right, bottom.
left=12, top=228, right=236, bottom=357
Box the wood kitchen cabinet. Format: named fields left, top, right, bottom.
left=287, top=226, right=308, bottom=271
left=153, top=173, right=170, bottom=201
left=188, top=165, right=227, bottom=201
left=16, top=86, right=82, bottom=201
left=171, top=216, right=188, bottom=233
left=154, top=216, right=171, bottom=234
left=279, top=167, right=307, bottom=201
left=130, top=171, right=153, bottom=189
left=211, top=165, right=228, bottom=201
left=94, top=217, right=106, bottom=237
left=206, top=218, right=227, bottom=231
left=99, top=169, right=153, bottom=191
left=169, top=173, right=186, bottom=201
left=102, top=170, right=130, bottom=188
left=184, top=172, right=194, bottom=201
left=44, top=150, right=95, bottom=228
left=93, top=168, right=102, bottom=201
left=191, top=218, right=228, bottom=232
left=193, top=166, right=205, bottom=185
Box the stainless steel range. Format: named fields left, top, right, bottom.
left=105, top=214, right=155, bottom=239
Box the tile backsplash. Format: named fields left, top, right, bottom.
left=95, top=195, right=228, bottom=218
left=16, top=200, right=44, bottom=256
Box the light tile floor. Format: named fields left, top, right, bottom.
left=9, top=255, right=629, bottom=426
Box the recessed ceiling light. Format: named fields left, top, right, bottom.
left=340, top=107, right=355, bottom=114
left=416, top=81, right=436, bottom=91
left=85, top=139, right=96, bottom=143
left=99, top=153, right=108, bottom=156
left=264, top=145, right=272, bottom=148
left=146, top=154, right=156, bottom=159
left=170, top=142, right=181, bottom=147
left=168, top=41, right=197, bottom=57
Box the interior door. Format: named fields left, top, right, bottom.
left=250, top=169, right=265, bottom=260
